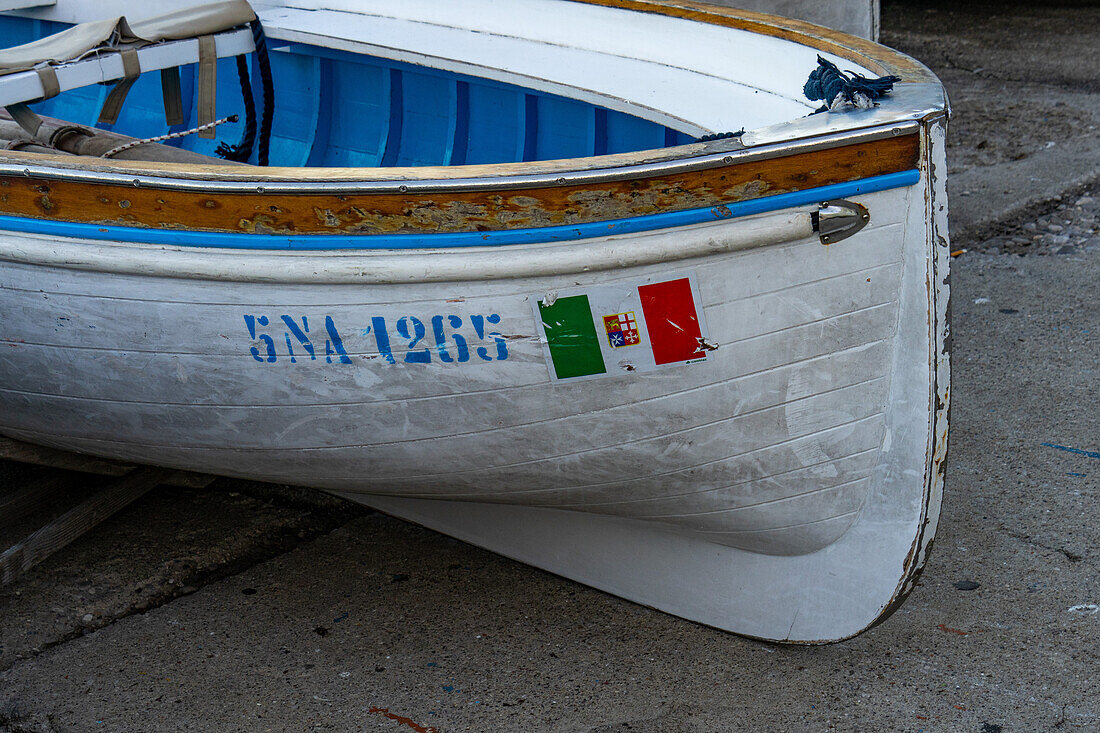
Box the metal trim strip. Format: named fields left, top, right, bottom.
left=0, top=122, right=919, bottom=194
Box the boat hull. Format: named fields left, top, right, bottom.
left=0, top=0, right=950, bottom=641
left=0, top=119, right=948, bottom=640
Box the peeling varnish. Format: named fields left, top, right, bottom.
left=0, top=136, right=919, bottom=235
left=872, top=116, right=950, bottom=634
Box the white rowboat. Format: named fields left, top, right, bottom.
left=0, top=0, right=949, bottom=642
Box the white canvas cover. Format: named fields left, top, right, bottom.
left=0, top=0, right=255, bottom=74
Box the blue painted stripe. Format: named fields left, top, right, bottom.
left=522, top=94, right=539, bottom=162
left=0, top=170, right=920, bottom=250
left=1042, top=443, right=1100, bottom=460
left=593, top=108, right=609, bottom=157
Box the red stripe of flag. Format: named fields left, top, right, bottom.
left=638, top=278, right=704, bottom=365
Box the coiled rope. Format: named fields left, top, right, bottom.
left=804, top=55, right=900, bottom=113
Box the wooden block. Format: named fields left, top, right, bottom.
left=0, top=467, right=170, bottom=586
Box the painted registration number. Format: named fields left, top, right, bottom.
left=242, top=313, right=509, bottom=365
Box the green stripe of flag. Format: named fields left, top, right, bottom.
left=538, top=294, right=607, bottom=379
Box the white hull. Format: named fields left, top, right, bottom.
left=0, top=0, right=949, bottom=640
left=0, top=148, right=948, bottom=640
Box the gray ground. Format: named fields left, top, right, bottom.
left=2, top=1, right=1098, bottom=731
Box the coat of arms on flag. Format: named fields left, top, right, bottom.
left=603, top=311, right=641, bottom=348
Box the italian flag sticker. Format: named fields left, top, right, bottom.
left=534, top=274, right=710, bottom=381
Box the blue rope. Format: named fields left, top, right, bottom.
left=216, top=55, right=256, bottom=162
left=696, top=128, right=745, bottom=143
left=804, top=55, right=900, bottom=113
left=251, top=19, right=274, bottom=166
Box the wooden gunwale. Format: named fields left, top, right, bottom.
left=568, top=0, right=936, bottom=83
left=0, top=133, right=919, bottom=235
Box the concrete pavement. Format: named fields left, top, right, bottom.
left=2, top=1, right=1099, bottom=730
left=880, top=0, right=1100, bottom=244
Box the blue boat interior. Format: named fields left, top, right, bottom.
left=1, top=17, right=697, bottom=167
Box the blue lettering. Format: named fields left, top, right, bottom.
left=471, top=314, right=508, bottom=361
left=248, top=311, right=507, bottom=368
left=324, top=316, right=353, bottom=365
left=281, top=315, right=316, bottom=360
left=244, top=314, right=277, bottom=363
left=366, top=316, right=396, bottom=364
left=486, top=313, right=508, bottom=361
left=432, top=314, right=470, bottom=363
left=397, top=317, right=432, bottom=364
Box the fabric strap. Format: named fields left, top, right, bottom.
left=4, top=102, right=44, bottom=136
left=196, top=35, right=217, bottom=138
left=160, top=67, right=184, bottom=126
left=35, top=66, right=60, bottom=100
left=97, top=48, right=141, bottom=125
left=1, top=63, right=61, bottom=137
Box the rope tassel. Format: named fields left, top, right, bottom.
left=216, top=55, right=257, bottom=162
left=803, top=55, right=900, bottom=113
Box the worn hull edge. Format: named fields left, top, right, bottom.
left=868, top=114, right=950, bottom=630
left=0, top=130, right=921, bottom=236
